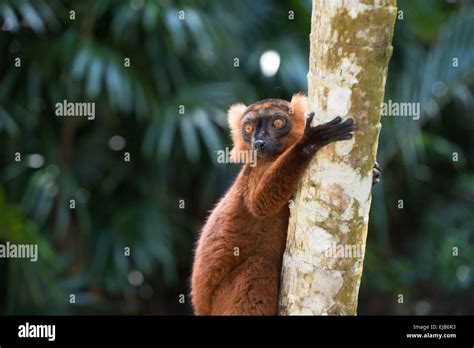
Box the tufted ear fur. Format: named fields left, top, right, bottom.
left=227, top=103, right=248, bottom=162
left=290, top=93, right=307, bottom=120
left=288, top=93, right=308, bottom=142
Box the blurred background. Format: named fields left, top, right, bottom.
left=0, top=0, right=473, bottom=315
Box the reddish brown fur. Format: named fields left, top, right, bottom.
left=191, top=94, right=311, bottom=315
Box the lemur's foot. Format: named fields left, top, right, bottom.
left=373, top=161, right=381, bottom=185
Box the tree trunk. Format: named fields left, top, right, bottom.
left=278, top=0, right=397, bottom=315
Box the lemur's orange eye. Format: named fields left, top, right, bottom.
left=243, top=123, right=253, bottom=134
left=273, top=118, right=285, bottom=129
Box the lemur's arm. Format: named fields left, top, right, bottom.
left=246, top=114, right=355, bottom=218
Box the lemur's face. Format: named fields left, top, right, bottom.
left=241, top=99, right=295, bottom=159
left=227, top=94, right=307, bottom=163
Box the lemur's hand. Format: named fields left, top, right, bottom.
left=298, top=112, right=356, bottom=157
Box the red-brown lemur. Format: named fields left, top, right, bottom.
left=190, top=94, right=380, bottom=315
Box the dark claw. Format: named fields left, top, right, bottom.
left=305, top=112, right=315, bottom=126
left=372, top=161, right=381, bottom=185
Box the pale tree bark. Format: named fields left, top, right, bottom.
left=278, top=0, right=397, bottom=315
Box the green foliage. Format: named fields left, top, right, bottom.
left=0, top=188, right=68, bottom=314
left=363, top=2, right=474, bottom=314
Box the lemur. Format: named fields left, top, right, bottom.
left=190, top=94, right=380, bottom=315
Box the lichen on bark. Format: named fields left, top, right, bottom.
left=278, top=0, right=397, bottom=315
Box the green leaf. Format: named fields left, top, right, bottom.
left=18, top=2, right=45, bottom=33
left=179, top=115, right=200, bottom=162
left=193, top=109, right=222, bottom=159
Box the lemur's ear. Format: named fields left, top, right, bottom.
left=290, top=93, right=307, bottom=120
left=286, top=93, right=308, bottom=143
left=228, top=103, right=248, bottom=162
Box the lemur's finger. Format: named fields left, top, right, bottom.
left=305, top=112, right=315, bottom=129
left=319, top=119, right=356, bottom=137
left=311, top=116, right=342, bottom=133
left=322, top=116, right=342, bottom=127
left=322, top=133, right=353, bottom=142
left=374, top=161, right=381, bottom=171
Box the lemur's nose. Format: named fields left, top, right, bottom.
left=253, top=140, right=266, bottom=151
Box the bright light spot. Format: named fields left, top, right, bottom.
left=108, top=135, right=126, bottom=151
left=27, top=154, right=44, bottom=168
left=128, top=270, right=144, bottom=287
left=260, top=50, right=281, bottom=77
